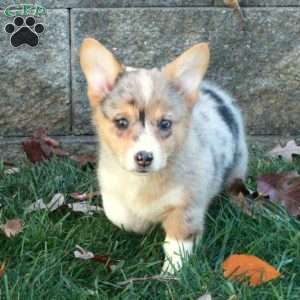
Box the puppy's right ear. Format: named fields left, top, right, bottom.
left=80, top=38, right=123, bottom=108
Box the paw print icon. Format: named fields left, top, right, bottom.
left=5, top=16, right=45, bottom=47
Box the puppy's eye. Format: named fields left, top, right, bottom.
left=158, top=119, right=172, bottom=131
left=114, top=118, right=129, bottom=130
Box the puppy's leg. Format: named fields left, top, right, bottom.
left=161, top=207, right=201, bottom=274
left=102, top=196, right=150, bottom=234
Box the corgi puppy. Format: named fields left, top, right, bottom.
left=80, top=38, right=248, bottom=273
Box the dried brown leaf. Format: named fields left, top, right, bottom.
left=3, top=160, right=15, bottom=167
left=26, top=194, right=102, bottom=216
left=74, top=245, right=95, bottom=260
left=224, top=0, right=244, bottom=27
left=228, top=179, right=264, bottom=217
left=1, top=218, right=23, bottom=238
left=74, top=245, right=115, bottom=271
left=69, top=191, right=101, bottom=201
left=47, top=193, right=65, bottom=211
left=22, top=128, right=68, bottom=163
left=52, top=147, right=69, bottom=157
left=25, top=199, right=47, bottom=213
left=22, top=139, right=47, bottom=163
left=70, top=154, right=97, bottom=167
left=269, top=140, right=300, bottom=162
left=68, top=202, right=103, bottom=215
left=257, top=172, right=298, bottom=200
left=25, top=194, right=65, bottom=213
left=257, top=172, right=300, bottom=217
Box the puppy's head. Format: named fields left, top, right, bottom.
left=80, top=38, right=209, bottom=174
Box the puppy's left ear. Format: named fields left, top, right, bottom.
left=163, top=43, right=210, bottom=107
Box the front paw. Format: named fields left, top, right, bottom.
left=162, top=237, right=194, bottom=274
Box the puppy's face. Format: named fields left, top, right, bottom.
left=100, top=69, right=188, bottom=172
left=80, top=39, right=209, bottom=174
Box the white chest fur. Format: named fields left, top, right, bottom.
left=99, top=165, right=184, bottom=229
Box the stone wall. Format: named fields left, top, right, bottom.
left=0, top=1, right=299, bottom=159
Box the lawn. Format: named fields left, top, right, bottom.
left=0, top=152, right=299, bottom=300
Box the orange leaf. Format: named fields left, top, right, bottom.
left=223, top=254, right=281, bottom=287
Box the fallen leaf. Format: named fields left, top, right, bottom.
left=74, top=245, right=115, bottom=271
left=116, top=274, right=178, bottom=286
left=47, top=193, right=65, bottom=211
left=4, top=167, right=20, bottom=175
left=224, top=0, right=239, bottom=8
left=26, top=194, right=103, bottom=215
left=0, top=219, right=23, bottom=238
left=52, top=147, right=69, bottom=157
left=25, top=194, right=65, bottom=213
left=228, top=179, right=265, bottom=217
left=69, top=191, right=101, bottom=201
left=39, top=131, right=60, bottom=148
left=22, top=139, right=46, bottom=163
left=74, top=245, right=95, bottom=260
left=197, top=294, right=212, bottom=300
left=223, top=254, right=281, bottom=287
left=68, top=202, right=103, bottom=215
left=25, top=198, right=47, bottom=213
left=257, top=172, right=298, bottom=200
left=22, top=128, right=68, bottom=163
left=269, top=140, right=300, bottom=162
left=0, top=261, right=5, bottom=278
left=70, top=154, right=97, bottom=167
left=3, top=160, right=15, bottom=167
left=257, top=172, right=300, bottom=217
left=223, top=0, right=244, bottom=27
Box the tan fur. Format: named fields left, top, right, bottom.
left=162, top=206, right=194, bottom=240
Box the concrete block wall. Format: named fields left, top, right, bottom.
left=0, top=1, right=299, bottom=159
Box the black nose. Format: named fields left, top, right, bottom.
left=135, top=151, right=153, bottom=167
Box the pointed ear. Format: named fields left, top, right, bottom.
left=80, top=38, right=123, bottom=108
left=163, top=43, right=210, bottom=107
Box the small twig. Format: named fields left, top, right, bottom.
left=116, top=274, right=178, bottom=286
left=234, top=4, right=245, bottom=30
left=224, top=0, right=245, bottom=30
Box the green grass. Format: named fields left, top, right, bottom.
left=0, top=153, right=299, bottom=300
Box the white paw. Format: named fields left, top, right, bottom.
left=162, top=237, right=194, bottom=274
left=161, top=258, right=182, bottom=275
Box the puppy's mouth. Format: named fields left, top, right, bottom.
left=135, top=168, right=152, bottom=175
